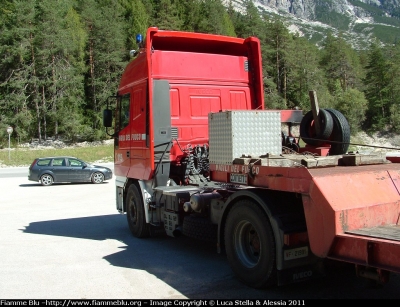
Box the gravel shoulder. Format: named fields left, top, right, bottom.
left=351, top=131, right=400, bottom=154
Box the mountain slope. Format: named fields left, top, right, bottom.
left=226, top=0, right=400, bottom=48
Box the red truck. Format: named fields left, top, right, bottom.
left=103, top=27, right=400, bottom=288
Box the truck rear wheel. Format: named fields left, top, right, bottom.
left=126, top=184, right=150, bottom=238
left=225, top=200, right=277, bottom=288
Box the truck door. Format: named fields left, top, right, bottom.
left=127, top=81, right=148, bottom=180
left=114, top=93, right=131, bottom=177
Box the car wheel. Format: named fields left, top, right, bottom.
left=40, top=174, right=54, bottom=186
left=225, top=200, right=277, bottom=288
left=126, top=184, right=150, bottom=238
left=91, top=172, right=104, bottom=184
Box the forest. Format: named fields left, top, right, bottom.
left=1, top=0, right=400, bottom=147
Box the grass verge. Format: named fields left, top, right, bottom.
left=0, top=144, right=113, bottom=167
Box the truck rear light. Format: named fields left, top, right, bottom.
left=284, top=232, right=309, bottom=247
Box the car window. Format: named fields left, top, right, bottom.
left=37, top=159, right=51, bottom=166
left=52, top=158, right=66, bottom=166
left=69, top=159, right=84, bottom=167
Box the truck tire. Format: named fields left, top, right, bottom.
left=300, top=109, right=333, bottom=146
left=126, top=184, right=150, bottom=238
left=224, top=200, right=277, bottom=288
left=325, top=109, right=351, bottom=155
left=182, top=215, right=217, bottom=243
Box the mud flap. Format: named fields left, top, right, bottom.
left=277, top=260, right=325, bottom=286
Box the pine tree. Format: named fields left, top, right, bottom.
left=262, top=17, right=292, bottom=107
left=240, top=0, right=264, bottom=40
left=227, top=0, right=246, bottom=38
left=30, top=0, right=88, bottom=141
left=320, top=32, right=362, bottom=93
left=387, top=43, right=400, bottom=131
left=0, top=0, right=37, bottom=143
left=80, top=0, right=128, bottom=140
left=335, top=87, right=368, bottom=133
left=152, top=0, right=182, bottom=31
left=120, top=0, right=150, bottom=50
left=285, top=35, right=330, bottom=111
left=364, top=41, right=390, bottom=130
left=58, top=5, right=88, bottom=141
left=197, top=0, right=235, bottom=36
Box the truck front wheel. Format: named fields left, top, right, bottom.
left=126, top=184, right=150, bottom=238
left=225, top=200, right=277, bottom=288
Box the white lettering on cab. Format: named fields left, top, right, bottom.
left=131, top=133, right=142, bottom=140
left=118, top=134, right=146, bottom=141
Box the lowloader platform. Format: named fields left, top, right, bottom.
left=210, top=153, right=400, bottom=282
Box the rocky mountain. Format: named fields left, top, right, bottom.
left=226, top=0, right=400, bottom=49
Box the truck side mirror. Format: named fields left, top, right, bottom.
left=103, top=109, right=112, bottom=127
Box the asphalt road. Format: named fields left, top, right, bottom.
left=1, top=168, right=400, bottom=299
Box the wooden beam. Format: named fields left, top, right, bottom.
left=309, top=90, right=321, bottom=136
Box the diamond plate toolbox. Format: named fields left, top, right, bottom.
left=208, top=110, right=282, bottom=164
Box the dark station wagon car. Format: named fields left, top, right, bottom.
left=28, top=156, right=113, bottom=186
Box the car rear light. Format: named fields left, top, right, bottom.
left=30, top=159, right=38, bottom=170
